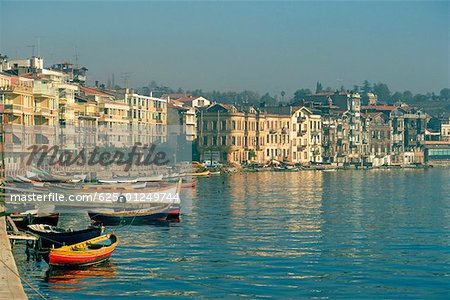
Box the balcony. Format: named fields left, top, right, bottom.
left=3, top=104, right=23, bottom=114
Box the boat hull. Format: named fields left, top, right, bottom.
left=49, top=234, right=118, bottom=268
left=88, top=212, right=169, bottom=226
left=10, top=213, right=59, bottom=229
left=29, top=226, right=103, bottom=249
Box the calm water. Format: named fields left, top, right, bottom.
left=14, top=168, right=450, bottom=299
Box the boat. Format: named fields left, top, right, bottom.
left=167, top=208, right=181, bottom=222
left=190, top=170, right=210, bottom=177
left=49, top=234, right=119, bottom=268
left=10, top=212, right=60, bottom=229
left=322, top=168, right=337, bottom=172
left=161, top=180, right=196, bottom=189
left=136, top=175, right=163, bottom=182
left=209, top=171, right=221, bottom=175
left=27, top=224, right=104, bottom=249
left=88, top=204, right=172, bottom=226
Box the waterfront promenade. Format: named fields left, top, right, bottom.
left=0, top=206, right=27, bottom=300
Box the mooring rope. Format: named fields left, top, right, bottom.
left=0, top=258, right=47, bottom=300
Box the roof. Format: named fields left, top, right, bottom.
left=361, top=105, right=397, bottom=111
left=79, top=86, right=113, bottom=97
left=360, top=112, right=383, bottom=118
left=161, top=93, right=191, bottom=100
left=422, top=141, right=450, bottom=145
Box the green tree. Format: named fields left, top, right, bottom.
left=260, top=92, right=276, bottom=105
left=362, top=80, right=372, bottom=93
left=440, top=88, right=450, bottom=101
left=391, top=92, right=403, bottom=102
left=373, top=83, right=391, bottom=102
left=315, top=82, right=323, bottom=93
left=293, top=89, right=311, bottom=102
left=402, top=91, right=413, bottom=102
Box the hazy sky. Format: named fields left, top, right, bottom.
left=0, top=1, right=449, bottom=96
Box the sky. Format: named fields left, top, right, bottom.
left=0, top=1, right=449, bottom=97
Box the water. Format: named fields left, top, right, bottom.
left=13, top=168, right=450, bottom=299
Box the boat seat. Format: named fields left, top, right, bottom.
left=87, top=243, right=105, bottom=249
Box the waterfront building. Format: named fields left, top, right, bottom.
left=167, top=100, right=197, bottom=142
left=361, top=112, right=392, bottom=166
left=290, top=107, right=322, bottom=164
left=439, top=118, right=450, bottom=141
left=162, top=94, right=210, bottom=108
left=346, top=93, right=363, bottom=164
left=264, top=106, right=291, bottom=162
left=197, top=103, right=265, bottom=164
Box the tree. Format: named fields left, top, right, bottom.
left=391, top=92, right=403, bottom=102
left=413, top=94, right=428, bottom=103
left=281, top=91, right=286, bottom=101
left=315, top=82, right=323, bottom=93
left=260, top=93, right=276, bottom=106
left=403, top=91, right=413, bottom=103
left=293, top=89, right=311, bottom=102
left=373, top=83, right=391, bottom=102
left=362, top=80, right=372, bottom=93
left=440, top=88, right=450, bottom=101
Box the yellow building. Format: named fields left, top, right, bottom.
left=290, top=107, right=322, bottom=164
left=197, top=104, right=265, bottom=164
left=264, top=106, right=292, bottom=162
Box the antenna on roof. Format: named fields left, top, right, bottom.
left=121, top=72, right=133, bottom=89
left=26, top=44, right=36, bottom=57
left=74, top=45, right=80, bottom=67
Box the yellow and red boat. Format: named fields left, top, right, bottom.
left=190, top=170, right=210, bottom=177
left=49, top=234, right=119, bottom=268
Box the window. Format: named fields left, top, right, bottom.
left=221, top=136, right=227, bottom=145
left=203, top=136, right=208, bottom=145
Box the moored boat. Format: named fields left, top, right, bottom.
left=49, top=234, right=119, bottom=268
left=10, top=212, right=60, bottom=229
left=190, top=170, right=210, bottom=177
left=27, top=224, right=104, bottom=249
left=88, top=204, right=172, bottom=226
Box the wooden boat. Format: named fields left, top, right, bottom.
left=88, top=204, right=172, bottom=226
left=190, top=170, right=210, bottom=177
left=10, top=212, right=59, bottom=229
left=49, top=234, right=119, bottom=268
left=161, top=180, right=196, bottom=189
left=136, top=175, right=163, bottom=182
left=27, top=224, right=104, bottom=249
left=167, top=208, right=180, bottom=222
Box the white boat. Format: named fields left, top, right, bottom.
left=26, top=171, right=39, bottom=180
left=98, top=179, right=118, bottom=184
left=136, top=175, right=163, bottom=182
left=322, top=169, right=337, bottom=172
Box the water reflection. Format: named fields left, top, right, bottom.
left=12, top=169, right=450, bottom=299
left=45, top=262, right=117, bottom=289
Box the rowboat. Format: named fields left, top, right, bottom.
left=190, top=170, right=210, bottom=177
left=161, top=180, right=197, bottom=189
left=10, top=212, right=59, bottom=229
left=136, top=175, right=163, bottom=182
left=27, top=224, right=104, bottom=249
left=49, top=234, right=119, bottom=268
left=88, top=204, right=172, bottom=226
